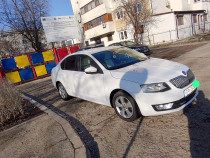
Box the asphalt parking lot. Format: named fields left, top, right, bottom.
left=18, top=42, right=210, bottom=158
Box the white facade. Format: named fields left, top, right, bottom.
left=70, top=0, right=210, bottom=46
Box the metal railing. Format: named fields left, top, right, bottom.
left=140, top=22, right=210, bottom=45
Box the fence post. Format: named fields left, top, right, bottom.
left=27, top=53, right=37, bottom=80
left=53, top=48, right=59, bottom=64
left=0, top=66, right=5, bottom=86
left=169, top=30, right=172, bottom=41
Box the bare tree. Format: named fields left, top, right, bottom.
left=0, top=0, right=49, bottom=51
left=117, top=0, right=153, bottom=44
left=0, top=39, right=17, bottom=56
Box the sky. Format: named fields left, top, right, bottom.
left=0, top=0, right=74, bottom=30
left=49, top=0, right=74, bottom=17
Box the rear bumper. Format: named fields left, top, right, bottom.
left=144, top=50, right=152, bottom=56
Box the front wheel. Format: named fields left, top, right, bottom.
left=112, top=91, right=141, bottom=122
left=58, top=83, right=70, bottom=100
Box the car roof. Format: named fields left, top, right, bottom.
left=73, top=46, right=122, bottom=55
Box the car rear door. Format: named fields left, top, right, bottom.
left=59, top=55, right=78, bottom=96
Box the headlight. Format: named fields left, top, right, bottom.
left=141, top=82, right=170, bottom=93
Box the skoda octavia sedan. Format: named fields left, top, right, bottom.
left=51, top=47, right=198, bottom=121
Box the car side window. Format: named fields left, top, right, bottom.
left=61, top=60, right=65, bottom=70
left=61, top=55, right=77, bottom=71
left=77, top=55, right=103, bottom=73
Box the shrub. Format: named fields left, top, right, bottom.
left=0, top=79, right=24, bottom=125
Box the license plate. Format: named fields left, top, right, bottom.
left=184, top=85, right=196, bottom=97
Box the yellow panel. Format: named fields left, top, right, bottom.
left=35, top=65, right=47, bottom=77
left=42, top=50, right=54, bottom=62
left=15, top=55, right=30, bottom=68
left=6, top=71, right=21, bottom=83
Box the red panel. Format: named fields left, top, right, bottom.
left=70, top=46, right=79, bottom=54
left=57, top=48, right=69, bottom=60
left=53, top=48, right=59, bottom=64
left=0, top=66, right=5, bottom=78
left=27, top=53, right=37, bottom=79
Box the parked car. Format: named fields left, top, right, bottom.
left=51, top=47, right=199, bottom=121
left=75, top=47, right=91, bottom=52
left=75, top=44, right=104, bottom=52
left=109, top=41, right=152, bottom=56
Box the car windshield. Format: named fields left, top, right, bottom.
left=120, top=41, right=136, bottom=46
left=92, top=48, right=148, bottom=70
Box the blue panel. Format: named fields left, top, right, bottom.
left=46, top=62, right=56, bottom=73
left=31, top=52, right=44, bottom=64
left=1, top=58, right=17, bottom=71
left=19, top=68, right=34, bottom=81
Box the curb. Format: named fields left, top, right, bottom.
left=22, top=94, right=86, bottom=158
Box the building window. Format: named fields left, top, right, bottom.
left=116, top=11, right=123, bottom=20
left=81, top=0, right=103, bottom=15
left=137, top=3, right=141, bottom=12
left=204, top=14, right=207, bottom=21
left=177, top=15, right=184, bottom=25
left=81, top=8, right=85, bottom=14
left=95, top=37, right=101, bottom=44
left=193, top=14, right=197, bottom=23
left=85, top=41, right=89, bottom=46
left=107, top=34, right=113, bottom=41
left=10, top=34, right=15, bottom=37
left=90, top=1, right=95, bottom=9
left=134, top=3, right=141, bottom=13
left=119, top=31, right=128, bottom=40
left=84, top=14, right=110, bottom=31
left=22, top=39, right=28, bottom=44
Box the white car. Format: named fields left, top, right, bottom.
left=51, top=47, right=198, bottom=121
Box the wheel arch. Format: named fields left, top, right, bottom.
left=56, top=81, right=61, bottom=89
left=109, top=89, right=135, bottom=108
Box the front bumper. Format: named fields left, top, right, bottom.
left=152, top=89, right=197, bottom=111
left=134, top=83, right=199, bottom=116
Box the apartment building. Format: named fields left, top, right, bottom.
left=70, top=0, right=210, bottom=46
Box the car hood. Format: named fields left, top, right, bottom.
left=109, top=58, right=189, bottom=84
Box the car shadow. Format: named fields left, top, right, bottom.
left=122, top=117, right=144, bottom=158
left=184, top=90, right=210, bottom=158
left=23, top=93, right=100, bottom=158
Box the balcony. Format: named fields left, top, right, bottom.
left=85, top=21, right=115, bottom=39
left=191, top=1, right=210, bottom=10
left=82, top=3, right=108, bottom=24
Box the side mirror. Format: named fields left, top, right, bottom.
left=84, top=66, right=97, bottom=74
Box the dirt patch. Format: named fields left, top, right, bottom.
left=0, top=100, right=43, bottom=132
left=150, top=43, right=206, bottom=60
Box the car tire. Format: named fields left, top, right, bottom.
left=112, top=91, right=141, bottom=122
left=57, top=83, right=70, bottom=100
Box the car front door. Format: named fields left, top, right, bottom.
left=73, top=55, right=106, bottom=104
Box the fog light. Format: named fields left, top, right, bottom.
left=154, top=103, right=174, bottom=111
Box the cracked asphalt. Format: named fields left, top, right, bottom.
left=1, top=42, right=210, bottom=158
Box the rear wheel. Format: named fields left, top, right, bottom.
left=58, top=83, right=70, bottom=100
left=112, top=91, right=141, bottom=121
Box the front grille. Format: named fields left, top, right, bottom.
left=170, top=69, right=195, bottom=88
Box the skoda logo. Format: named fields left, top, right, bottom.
left=182, top=71, right=187, bottom=76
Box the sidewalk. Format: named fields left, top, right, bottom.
left=0, top=98, right=86, bottom=158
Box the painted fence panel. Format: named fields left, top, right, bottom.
left=57, top=48, right=69, bottom=60
left=0, top=45, right=80, bottom=84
